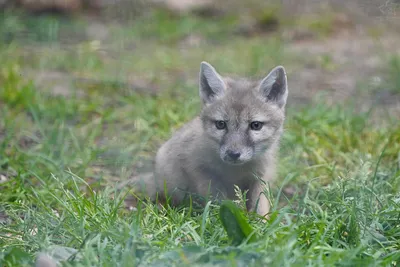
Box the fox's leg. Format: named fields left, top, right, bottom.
left=119, top=172, right=186, bottom=205
left=194, top=177, right=228, bottom=204
left=247, top=181, right=270, bottom=217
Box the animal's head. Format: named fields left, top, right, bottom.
left=199, top=61, right=288, bottom=165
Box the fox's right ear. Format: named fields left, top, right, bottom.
left=199, top=61, right=226, bottom=105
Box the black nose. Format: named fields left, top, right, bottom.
left=227, top=150, right=241, bottom=160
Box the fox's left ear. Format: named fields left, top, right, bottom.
left=258, top=66, right=288, bottom=109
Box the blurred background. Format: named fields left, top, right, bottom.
left=0, top=0, right=399, bottom=189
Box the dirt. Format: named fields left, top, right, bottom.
left=287, top=30, right=398, bottom=102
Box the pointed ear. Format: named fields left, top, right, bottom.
left=258, top=66, right=288, bottom=108
left=199, top=61, right=226, bottom=105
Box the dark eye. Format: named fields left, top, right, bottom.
left=215, top=120, right=226, bottom=130
left=250, top=121, right=264, bottom=131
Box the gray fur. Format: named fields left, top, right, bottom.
left=258, top=66, right=288, bottom=108
left=35, top=253, right=57, bottom=267
left=132, top=62, right=288, bottom=216
left=199, top=61, right=226, bottom=104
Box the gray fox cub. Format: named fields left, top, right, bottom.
left=134, top=61, right=288, bottom=216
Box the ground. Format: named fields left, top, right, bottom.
left=0, top=1, right=400, bottom=266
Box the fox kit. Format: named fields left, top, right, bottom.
left=134, top=62, right=288, bottom=216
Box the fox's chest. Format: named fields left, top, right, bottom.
left=199, top=162, right=262, bottom=189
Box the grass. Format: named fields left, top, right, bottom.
left=1, top=6, right=400, bottom=267
left=387, top=55, right=400, bottom=93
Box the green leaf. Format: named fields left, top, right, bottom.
left=219, top=200, right=258, bottom=245
left=2, top=247, right=32, bottom=267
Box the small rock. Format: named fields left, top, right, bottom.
left=0, top=174, right=7, bottom=183
left=35, top=253, right=57, bottom=267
